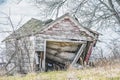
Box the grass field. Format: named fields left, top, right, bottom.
left=0, top=64, right=120, bottom=80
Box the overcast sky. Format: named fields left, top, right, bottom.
left=0, top=0, right=120, bottom=57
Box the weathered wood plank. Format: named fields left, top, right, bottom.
left=57, top=52, right=76, bottom=60
left=46, top=53, right=69, bottom=64
left=47, top=45, right=78, bottom=52
left=42, top=40, right=46, bottom=71
left=71, top=43, right=86, bottom=66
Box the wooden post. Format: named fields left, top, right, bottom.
left=84, top=39, right=97, bottom=64
left=42, top=40, right=46, bottom=71
left=71, top=43, right=86, bottom=66
left=84, top=43, right=93, bottom=64
left=39, top=52, right=43, bottom=71
left=30, top=36, right=35, bottom=72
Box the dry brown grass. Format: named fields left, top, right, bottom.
left=0, top=63, right=120, bottom=80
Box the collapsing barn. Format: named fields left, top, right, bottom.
left=3, top=13, right=99, bottom=73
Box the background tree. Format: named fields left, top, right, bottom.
left=33, top=0, right=120, bottom=30
left=0, top=11, right=34, bottom=75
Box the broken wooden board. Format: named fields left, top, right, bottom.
left=71, top=43, right=86, bottom=66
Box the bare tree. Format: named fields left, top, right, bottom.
left=33, top=0, right=120, bottom=29
left=108, top=38, right=120, bottom=59
left=0, top=11, right=34, bottom=75
left=0, top=11, right=21, bottom=74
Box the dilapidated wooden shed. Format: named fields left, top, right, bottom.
left=3, top=13, right=99, bottom=74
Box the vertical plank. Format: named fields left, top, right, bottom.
left=39, top=52, right=42, bottom=71
left=84, top=42, right=95, bottom=63
left=42, top=40, right=47, bottom=71
left=30, top=36, right=35, bottom=72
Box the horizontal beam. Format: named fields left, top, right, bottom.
left=46, top=53, right=70, bottom=64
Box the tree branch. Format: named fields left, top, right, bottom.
left=116, top=0, right=120, bottom=6
left=108, top=0, right=120, bottom=24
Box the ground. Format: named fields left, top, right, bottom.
left=0, top=64, right=120, bottom=80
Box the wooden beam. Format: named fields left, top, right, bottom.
left=42, top=40, right=46, bottom=71
left=46, top=53, right=69, bottom=64
left=46, top=39, right=86, bottom=44
left=71, top=43, right=86, bottom=66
